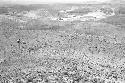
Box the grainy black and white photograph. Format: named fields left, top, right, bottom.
left=0, top=0, right=125, bottom=83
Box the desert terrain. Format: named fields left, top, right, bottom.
left=0, top=2, right=125, bottom=83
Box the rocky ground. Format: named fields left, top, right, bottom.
left=0, top=4, right=125, bottom=83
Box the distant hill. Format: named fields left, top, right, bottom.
left=0, top=4, right=52, bottom=14
left=108, top=0, right=125, bottom=4
left=100, top=14, right=125, bottom=29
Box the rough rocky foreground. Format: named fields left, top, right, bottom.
left=0, top=18, right=125, bottom=83
left=0, top=3, right=125, bottom=83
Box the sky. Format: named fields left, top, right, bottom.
left=0, top=0, right=112, bottom=4
left=0, top=0, right=125, bottom=4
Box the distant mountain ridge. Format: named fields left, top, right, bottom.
left=108, top=0, right=125, bottom=4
